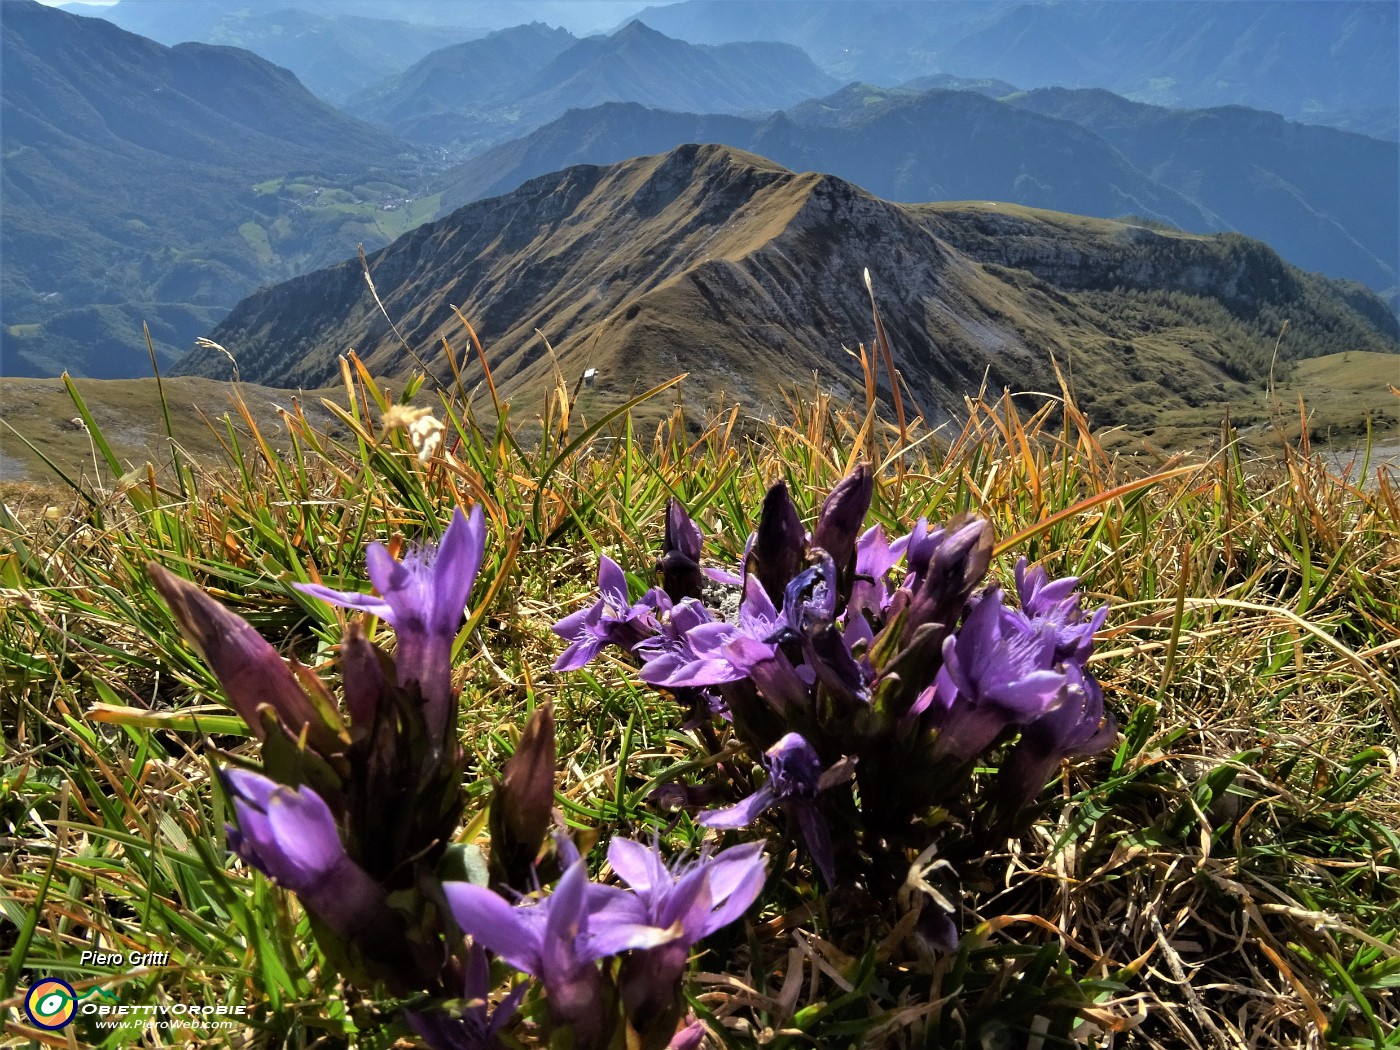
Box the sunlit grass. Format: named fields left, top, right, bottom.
left=1, top=328, right=1396, bottom=1047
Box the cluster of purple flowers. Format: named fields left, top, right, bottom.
left=552, top=466, right=1117, bottom=897
left=150, top=505, right=762, bottom=1050
left=146, top=463, right=1115, bottom=1049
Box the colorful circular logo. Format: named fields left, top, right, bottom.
left=24, top=979, right=77, bottom=1030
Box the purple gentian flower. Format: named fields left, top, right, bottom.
left=746, top=481, right=807, bottom=608
left=902, top=515, right=994, bottom=639
left=405, top=943, right=526, bottom=1050
left=640, top=576, right=782, bottom=689
left=296, top=505, right=486, bottom=746
left=847, top=524, right=906, bottom=621
left=810, top=464, right=874, bottom=571
left=604, top=837, right=767, bottom=1031
left=916, top=587, right=1067, bottom=763
left=552, top=555, right=669, bottom=672
left=998, top=664, right=1117, bottom=816
left=699, top=733, right=849, bottom=886
left=1014, top=558, right=1109, bottom=664
left=222, top=768, right=388, bottom=942
left=444, top=846, right=673, bottom=1048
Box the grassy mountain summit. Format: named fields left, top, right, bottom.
left=177, top=145, right=1397, bottom=437
left=1, top=0, right=423, bottom=378
left=349, top=20, right=839, bottom=151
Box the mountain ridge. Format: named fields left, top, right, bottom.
left=349, top=20, right=839, bottom=150
left=429, top=90, right=1396, bottom=296
left=177, top=145, right=1398, bottom=433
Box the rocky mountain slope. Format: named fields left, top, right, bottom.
left=178, top=146, right=1398, bottom=431
left=1, top=0, right=420, bottom=377
left=350, top=21, right=839, bottom=150
left=431, top=90, right=1396, bottom=295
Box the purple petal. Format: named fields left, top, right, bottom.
left=431, top=505, right=486, bottom=633
left=704, top=566, right=743, bottom=586
left=700, top=845, right=767, bottom=933
left=551, top=602, right=599, bottom=642
left=490, top=982, right=530, bottom=1038
left=552, top=637, right=604, bottom=672
left=984, top=670, right=1068, bottom=719
left=697, top=785, right=778, bottom=829
left=364, top=542, right=416, bottom=622
left=597, top=555, right=630, bottom=609
left=585, top=921, right=683, bottom=960
left=608, top=837, right=668, bottom=895
left=264, top=785, right=342, bottom=878
left=684, top=621, right=740, bottom=658
left=445, top=883, right=542, bottom=976
left=294, top=581, right=396, bottom=622
left=224, top=767, right=277, bottom=810
left=738, top=575, right=779, bottom=630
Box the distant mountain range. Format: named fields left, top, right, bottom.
left=1, top=0, right=418, bottom=377
left=627, top=0, right=1399, bottom=139
left=178, top=145, right=1398, bottom=434
left=1005, top=89, right=1399, bottom=297
left=58, top=0, right=489, bottom=103
left=431, top=90, right=1398, bottom=300
left=349, top=20, right=841, bottom=150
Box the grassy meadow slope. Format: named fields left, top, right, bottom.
left=0, top=375, right=346, bottom=487
left=179, top=146, right=1397, bottom=446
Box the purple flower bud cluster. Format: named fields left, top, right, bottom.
left=149, top=507, right=491, bottom=995
left=552, top=468, right=1117, bottom=906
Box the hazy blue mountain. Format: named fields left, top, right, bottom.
left=59, top=0, right=650, bottom=35
left=626, top=0, right=1398, bottom=136
left=1, top=0, right=420, bottom=377
left=623, top=1, right=1014, bottom=83
left=933, top=2, right=1398, bottom=131
left=1006, top=89, right=1398, bottom=297
left=780, top=79, right=1020, bottom=128
left=290, top=0, right=649, bottom=34
left=351, top=20, right=841, bottom=150
left=58, top=1, right=490, bottom=102
left=430, top=87, right=1396, bottom=298
left=349, top=23, right=579, bottom=148
left=434, top=92, right=1219, bottom=243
